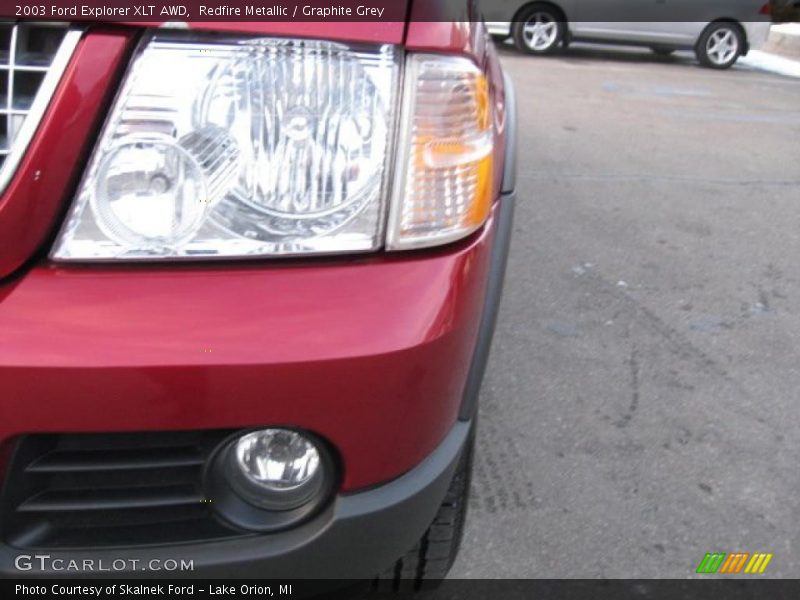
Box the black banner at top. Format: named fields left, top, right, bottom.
left=1, top=0, right=779, bottom=23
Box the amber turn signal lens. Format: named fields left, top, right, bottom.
left=387, top=55, right=495, bottom=250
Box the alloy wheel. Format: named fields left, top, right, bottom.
left=522, top=13, right=559, bottom=51
left=706, top=27, right=739, bottom=66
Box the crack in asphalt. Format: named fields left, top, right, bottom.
left=616, top=345, right=640, bottom=429
left=576, top=268, right=776, bottom=434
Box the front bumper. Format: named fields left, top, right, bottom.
left=0, top=192, right=516, bottom=576
left=0, top=421, right=471, bottom=578
left=0, top=198, right=507, bottom=576
left=0, top=209, right=498, bottom=492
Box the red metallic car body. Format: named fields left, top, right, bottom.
left=0, top=0, right=516, bottom=581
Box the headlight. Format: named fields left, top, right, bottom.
left=51, top=36, right=495, bottom=261
left=51, top=35, right=400, bottom=260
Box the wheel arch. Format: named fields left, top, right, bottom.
left=698, top=19, right=749, bottom=53
left=512, top=1, right=570, bottom=28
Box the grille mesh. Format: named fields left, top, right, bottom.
left=0, top=22, right=73, bottom=191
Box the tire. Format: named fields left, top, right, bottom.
left=696, top=22, right=744, bottom=69
left=373, top=427, right=475, bottom=592
left=512, top=5, right=565, bottom=55
left=651, top=47, right=675, bottom=57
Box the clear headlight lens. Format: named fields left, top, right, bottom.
left=51, top=36, right=399, bottom=260
left=387, top=55, right=494, bottom=250
left=51, top=38, right=496, bottom=261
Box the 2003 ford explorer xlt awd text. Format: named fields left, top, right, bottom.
left=0, top=0, right=516, bottom=584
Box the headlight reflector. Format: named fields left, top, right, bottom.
left=91, top=130, right=236, bottom=249
left=51, top=36, right=399, bottom=260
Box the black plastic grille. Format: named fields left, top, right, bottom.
left=0, top=430, right=249, bottom=549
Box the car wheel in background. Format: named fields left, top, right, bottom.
left=513, top=5, right=565, bottom=55
left=696, top=22, right=744, bottom=69
left=374, top=425, right=475, bottom=591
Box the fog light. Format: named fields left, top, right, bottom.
left=227, top=429, right=324, bottom=511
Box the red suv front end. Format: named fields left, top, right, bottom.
left=0, top=0, right=516, bottom=581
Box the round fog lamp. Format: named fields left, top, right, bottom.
left=228, top=429, right=324, bottom=511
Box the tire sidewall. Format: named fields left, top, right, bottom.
left=696, top=22, right=744, bottom=69
left=513, top=6, right=565, bottom=55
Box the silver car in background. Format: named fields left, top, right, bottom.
left=483, top=0, right=773, bottom=69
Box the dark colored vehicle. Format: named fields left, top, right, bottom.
left=0, top=0, right=516, bottom=585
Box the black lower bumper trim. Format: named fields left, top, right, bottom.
left=459, top=191, right=516, bottom=421
left=1, top=421, right=472, bottom=579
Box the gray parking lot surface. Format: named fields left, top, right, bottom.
left=450, top=46, right=800, bottom=578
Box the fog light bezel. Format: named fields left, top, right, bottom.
left=204, top=428, right=337, bottom=533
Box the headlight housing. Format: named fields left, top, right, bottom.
left=51, top=35, right=495, bottom=261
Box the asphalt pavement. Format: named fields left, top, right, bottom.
left=449, top=45, right=800, bottom=578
